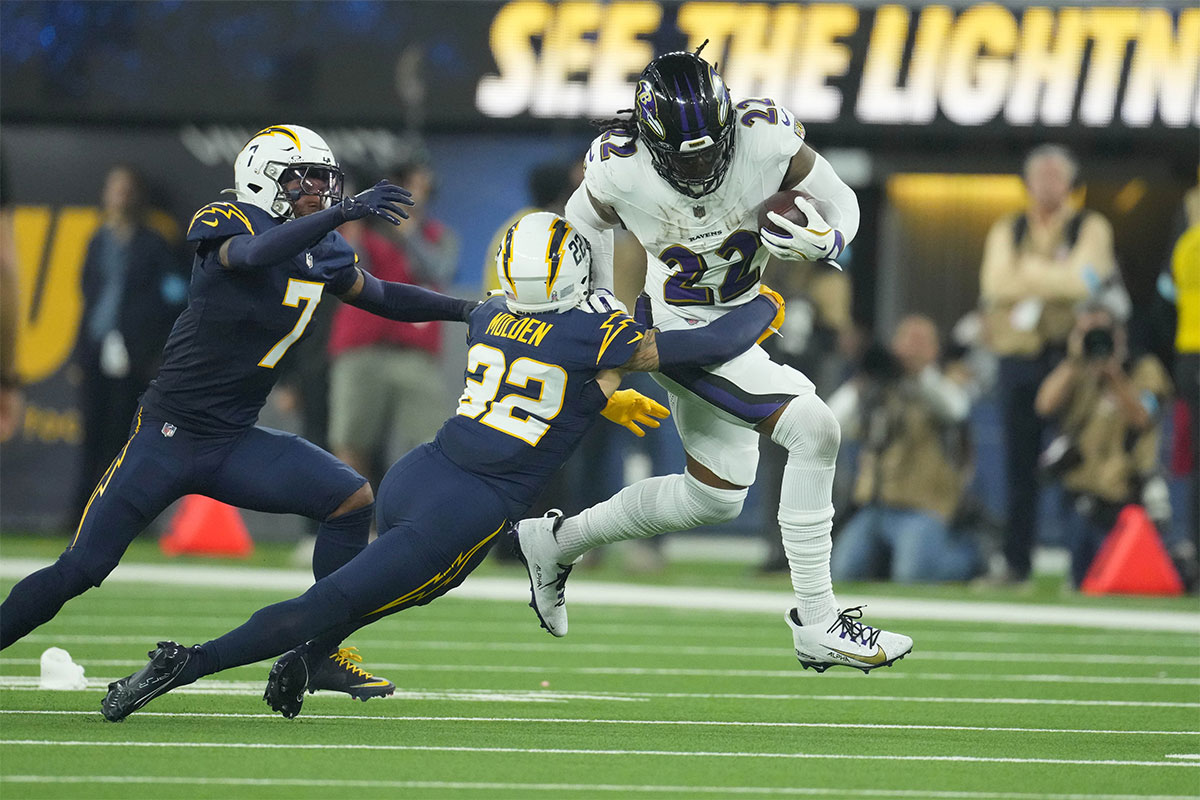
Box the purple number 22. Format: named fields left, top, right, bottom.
left=661, top=230, right=761, bottom=306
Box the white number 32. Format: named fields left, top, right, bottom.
left=456, top=343, right=567, bottom=445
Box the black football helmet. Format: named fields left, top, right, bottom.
left=635, top=51, right=735, bottom=198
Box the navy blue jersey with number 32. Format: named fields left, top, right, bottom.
left=141, top=200, right=356, bottom=434
left=435, top=297, right=646, bottom=517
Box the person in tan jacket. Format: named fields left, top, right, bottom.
left=828, top=316, right=981, bottom=583
left=979, top=144, right=1118, bottom=582
left=1035, top=302, right=1171, bottom=587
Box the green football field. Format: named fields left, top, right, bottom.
left=1, top=540, right=1198, bottom=799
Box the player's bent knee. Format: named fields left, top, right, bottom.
left=770, top=394, right=841, bottom=464
left=682, top=472, right=747, bottom=527
left=329, top=482, right=374, bottom=520
left=58, top=548, right=117, bottom=590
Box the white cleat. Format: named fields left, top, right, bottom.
left=786, top=606, right=913, bottom=673
left=512, top=510, right=574, bottom=637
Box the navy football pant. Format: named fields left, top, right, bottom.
left=188, top=443, right=506, bottom=677
left=0, top=407, right=367, bottom=650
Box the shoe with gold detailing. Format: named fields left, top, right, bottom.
left=786, top=606, right=913, bottom=674
left=306, top=646, right=395, bottom=701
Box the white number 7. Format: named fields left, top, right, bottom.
left=259, top=278, right=324, bottom=368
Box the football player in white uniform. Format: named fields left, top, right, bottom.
left=513, top=48, right=913, bottom=672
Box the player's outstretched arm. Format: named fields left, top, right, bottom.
left=564, top=185, right=619, bottom=292
left=619, top=289, right=782, bottom=373
left=219, top=181, right=414, bottom=270
left=332, top=268, right=476, bottom=324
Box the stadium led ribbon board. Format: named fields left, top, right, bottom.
left=475, top=1, right=1199, bottom=131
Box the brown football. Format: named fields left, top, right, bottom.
left=757, top=189, right=808, bottom=236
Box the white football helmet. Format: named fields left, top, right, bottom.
left=228, top=125, right=344, bottom=219
left=496, top=212, right=592, bottom=313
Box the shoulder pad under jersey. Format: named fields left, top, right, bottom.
left=584, top=131, right=640, bottom=199
left=186, top=201, right=265, bottom=242
left=734, top=98, right=807, bottom=163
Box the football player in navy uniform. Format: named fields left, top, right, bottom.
left=100, top=210, right=784, bottom=721
left=2, top=125, right=476, bottom=703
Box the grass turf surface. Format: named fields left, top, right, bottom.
left=1, top=540, right=1198, bottom=799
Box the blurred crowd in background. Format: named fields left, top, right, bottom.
left=1, top=0, right=1196, bottom=593
left=3, top=144, right=1196, bottom=592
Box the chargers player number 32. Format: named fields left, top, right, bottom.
left=456, top=344, right=567, bottom=446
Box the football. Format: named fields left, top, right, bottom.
left=757, top=189, right=809, bottom=236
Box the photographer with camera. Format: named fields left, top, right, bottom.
left=828, top=316, right=983, bottom=583
left=979, top=144, right=1120, bottom=584
left=1035, top=301, right=1171, bottom=588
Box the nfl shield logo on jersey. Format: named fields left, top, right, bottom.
left=305, top=252, right=314, bottom=269
left=693, top=205, right=706, bottom=218
left=161, top=423, right=177, bottom=438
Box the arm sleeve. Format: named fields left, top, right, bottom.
left=564, top=184, right=617, bottom=293
left=222, top=204, right=348, bottom=269
left=655, top=295, right=776, bottom=368
left=792, top=150, right=860, bottom=248
left=343, top=268, right=474, bottom=323
left=914, top=366, right=971, bottom=424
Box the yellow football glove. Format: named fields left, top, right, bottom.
left=757, top=284, right=786, bottom=344
left=601, top=389, right=670, bottom=437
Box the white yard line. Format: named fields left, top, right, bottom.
left=0, top=776, right=1193, bottom=800
left=6, top=640, right=1196, bottom=666
left=1, top=709, right=1193, bottom=736
left=1, top=666, right=1195, bottom=687
left=1, top=679, right=1192, bottom=708
left=611, top=692, right=1200, bottom=708
left=2, top=739, right=1196, bottom=768
left=33, top=616, right=1200, bottom=647
left=3, top=558, right=1197, bottom=632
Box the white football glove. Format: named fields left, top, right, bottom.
left=580, top=287, right=629, bottom=315
left=759, top=195, right=846, bottom=263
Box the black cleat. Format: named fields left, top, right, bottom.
left=101, top=641, right=195, bottom=722
left=264, top=646, right=312, bottom=719
left=265, top=646, right=394, bottom=719
left=307, top=647, right=395, bottom=702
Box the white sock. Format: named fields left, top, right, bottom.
left=771, top=395, right=841, bottom=625
left=555, top=472, right=746, bottom=563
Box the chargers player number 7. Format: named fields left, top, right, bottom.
left=258, top=278, right=324, bottom=368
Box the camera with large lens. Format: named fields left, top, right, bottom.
left=1081, top=327, right=1114, bottom=360
left=1039, top=434, right=1083, bottom=480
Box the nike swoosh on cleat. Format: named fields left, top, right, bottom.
left=354, top=681, right=394, bottom=688
left=829, top=646, right=888, bottom=666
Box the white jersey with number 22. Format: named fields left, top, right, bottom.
left=583, top=98, right=806, bottom=328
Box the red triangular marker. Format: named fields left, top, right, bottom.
left=160, top=495, right=254, bottom=558
left=1081, top=505, right=1183, bottom=596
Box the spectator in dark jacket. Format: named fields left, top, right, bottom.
left=75, top=165, right=187, bottom=514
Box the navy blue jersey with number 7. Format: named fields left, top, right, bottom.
left=435, top=296, right=645, bottom=517
left=141, top=200, right=357, bottom=434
